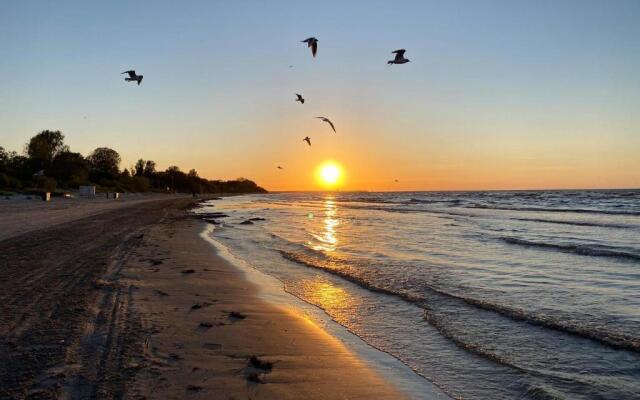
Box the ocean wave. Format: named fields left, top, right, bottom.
left=511, top=218, right=630, bottom=229
left=279, top=250, right=640, bottom=353
left=336, top=197, right=404, bottom=204
left=340, top=196, right=462, bottom=206
left=468, top=205, right=640, bottom=216
left=499, top=237, right=640, bottom=261
left=341, top=204, right=426, bottom=214
left=339, top=201, right=640, bottom=223
left=340, top=203, right=475, bottom=219
left=408, top=198, right=464, bottom=205
left=519, top=385, right=568, bottom=400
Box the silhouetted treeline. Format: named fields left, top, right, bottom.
left=0, top=130, right=267, bottom=194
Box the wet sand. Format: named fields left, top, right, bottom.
left=0, top=197, right=406, bottom=399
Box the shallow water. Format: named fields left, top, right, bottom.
left=198, top=190, right=640, bottom=399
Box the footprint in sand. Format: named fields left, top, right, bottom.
left=199, top=321, right=225, bottom=330
left=203, top=343, right=222, bottom=351
left=191, top=302, right=212, bottom=310
left=244, top=355, right=273, bottom=384
left=228, top=311, right=247, bottom=322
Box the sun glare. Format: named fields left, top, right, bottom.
left=316, top=161, right=343, bottom=187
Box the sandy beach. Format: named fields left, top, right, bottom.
left=0, top=194, right=189, bottom=242
left=0, top=197, right=407, bottom=399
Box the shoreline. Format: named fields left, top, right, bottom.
left=0, top=197, right=416, bottom=399
left=121, top=205, right=409, bottom=399
left=200, top=224, right=450, bottom=400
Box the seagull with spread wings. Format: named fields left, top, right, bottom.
left=303, top=136, right=311, bottom=146
left=296, top=94, right=305, bottom=104
left=121, top=70, right=143, bottom=85
left=277, top=166, right=284, bottom=170
left=301, top=37, right=318, bottom=58
left=316, top=117, right=336, bottom=133
left=388, top=49, right=410, bottom=65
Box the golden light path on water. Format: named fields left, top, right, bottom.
left=310, top=196, right=339, bottom=252
left=301, top=195, right=365, bottom=323
left=299, top=278, right=363, bottom=326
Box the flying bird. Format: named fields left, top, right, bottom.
left=296, top=94, right=305, bottom=104
left=394, top=179, right=399, bottom=182
left=301, top=37, right=318, bottom=58
left=388, top=49, right=410, bottom=65
left=316, top=117, right=336, bottom=133
left=303, top=136, right=311, bottom=146
left=122, top=70, right=143, bottom=85
left=277, top=166, right=284, bottom=170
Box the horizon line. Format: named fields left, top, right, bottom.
left=264, top=187, right=640, bottom=193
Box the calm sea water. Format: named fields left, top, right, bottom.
left=198, top=190, right=640, bottom=399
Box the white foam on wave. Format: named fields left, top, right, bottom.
left=199, top=224, right=451, bottom=400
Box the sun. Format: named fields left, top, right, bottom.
left=316, top=161, right=343, bottom=187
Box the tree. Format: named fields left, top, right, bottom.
left=143, top=160, right=156, bottom=176
left=134, top=159, right=145, bottom=176
left=4, top=153, right=30, bottom=183
left=25, top=130, right=69, bottom=170
left=2, top=131, right=269, bottom=193
left=0, top=147, right=7, bottom=173
left=87, top=147, right=121, bottom=175
left=47, top=152, right=89, bottom=187
left=165, top=166, right=181, bottom=191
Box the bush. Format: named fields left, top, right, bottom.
left=35, top=176, right=57, bottom=192
left=130, top=176, right=150, bottom=192
left=0, top=173, right=10, bottom=188
left=68, top=174, right=89, bottom=188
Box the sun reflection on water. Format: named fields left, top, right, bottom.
left=309, top=196, right=340, bottom=252
left=298, top=278, right=361, bottom=326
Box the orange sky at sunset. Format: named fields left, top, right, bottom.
left=2, top=1, right=638, bottom=191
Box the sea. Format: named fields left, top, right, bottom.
left=197, top=190, right=640, bottom=399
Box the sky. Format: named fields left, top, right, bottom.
left=1, top=0, right=639, bottom=191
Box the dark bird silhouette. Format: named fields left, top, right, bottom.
left=394, top=179, right=399, bottom=182
left=301, top=37, right=318, bottom=57
left=296, top=94, right=305, bottom=104
left=122, top=70, right=143, bottom=85
left=303, top=136, right=311, bottom=146
left=316, top=117, right=336, bottom=133
left=388, top=49, right=410, bottom=65
left=277, top=166, right=284, bottom=170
